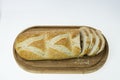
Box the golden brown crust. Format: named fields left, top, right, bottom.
left=30, top=39, right=46, bottom=52
left=47, top=48, right=70, bottom=59
left=18, top=50, right=44, bottom=60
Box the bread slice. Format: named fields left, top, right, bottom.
left=87, top=29, right=101, bottom=56
left=79, top=27, right=91, bottom=57
left=96, top=30, right=105, bottom=54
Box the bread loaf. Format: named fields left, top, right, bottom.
left=14, top=27, right=105, bottom=60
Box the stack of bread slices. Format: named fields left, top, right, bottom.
left=79, top=27, right=105, bottom=57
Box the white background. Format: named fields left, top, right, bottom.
left=0, top=0, right=120, bottom=80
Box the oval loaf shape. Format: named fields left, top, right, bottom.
left=14, top=26, right=105, bottom=60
